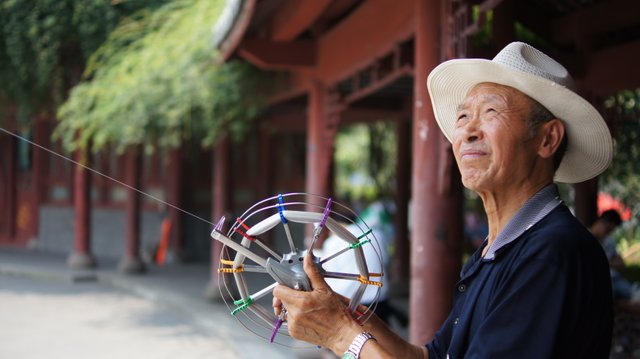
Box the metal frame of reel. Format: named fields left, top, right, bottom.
left=210, top=193, right=385, bottom=347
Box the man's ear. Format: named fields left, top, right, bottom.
left=537, top=119, right=565, bottom=159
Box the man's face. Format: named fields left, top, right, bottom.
left=452, top=83, right=539, bottom=193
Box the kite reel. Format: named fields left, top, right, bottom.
left=210, top=193, right=385, bottom=347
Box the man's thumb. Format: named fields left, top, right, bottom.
left=304, top=253, right=330, bottom=291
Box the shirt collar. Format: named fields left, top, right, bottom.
left=482, top=183, right=564, bottom=261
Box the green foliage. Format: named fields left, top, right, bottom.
left=55, top=0, right=266, bottom=153
left=471, top=7, right=492, bottom=48
left=601, top=89, right=640, bottom=258
left=470, top=8, right=549, bottom=51
left=624, top=264, right=640, bottom=283
left=0, top=0, right=160, bottom=121
left=602, top=89, right=640, bottom=219
left=335, top=122, right=397, bottom=203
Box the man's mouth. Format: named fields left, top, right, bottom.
left=460, top=149, right=487, bottom=159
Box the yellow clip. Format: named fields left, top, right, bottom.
left=218, top=267, right=244, bottom=273
left=219, top=259, right=243, bottom=273
left=358, top=275, right=383, bottom=287
left=368, top=272, right=383, bottom=277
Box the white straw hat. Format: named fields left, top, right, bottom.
left=427, top=41, right=613, bottom=183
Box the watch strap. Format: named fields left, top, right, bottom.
left=342, top=331, right=375, bottom=359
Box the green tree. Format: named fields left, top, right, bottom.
left=335, top=121, right=397, bottom=203
left=0, top=0, right=164, bottom=122
left=55, top=0, right=266, bottom=154
left=601, top=89, right=640, bottom=259
left=602, top=89, right=640, bottom=217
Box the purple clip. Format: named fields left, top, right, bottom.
left=270, top=318, right=283, bottom=343
left=319, top=198, right=332, bottom=228
left=214, top=216, right=226, bottom=232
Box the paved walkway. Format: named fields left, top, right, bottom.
left=0, top=248, right=328, bottom=359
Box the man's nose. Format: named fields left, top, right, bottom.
left=463, top=115, right=482, bottom=142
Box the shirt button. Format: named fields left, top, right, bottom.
left=458, top=284, right=466, bottom=292
left=454, top=317, right=459, bottom=325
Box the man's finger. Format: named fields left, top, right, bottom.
left=272, top=296, right=283, bottom=316
left=273, top=283, right=297, bottom=300
left=304, top=253, right=331, bottom=291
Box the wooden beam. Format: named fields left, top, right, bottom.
left=266, top=71, right=312, bottom=105
left=343, top=65, right=414, bottom=105
left=551, top=0, right=640, bottom=46
left=238, top=39, right=316, bottom=70
left=269, top=0, right=332, bottom=41
left=316, top=0, right=415, bottom=84
left=340, top=108, right=401, bottom=124
left=584, top=40, right=640, bottom=96
left=264, top=105, right=401, bottom=131
left=264, top=111, right=307, bottom=132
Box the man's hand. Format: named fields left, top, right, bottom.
left=272, top=254, right=360, bottom=353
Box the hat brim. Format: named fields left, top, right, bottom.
left=427, top=59, right=613, bottom=183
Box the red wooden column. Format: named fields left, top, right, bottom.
left=259, top=127, right=273, bottom=198
left=67, top=147, right=96, bottom=269
left=167, top=148, right=184, bottom=260
left=205, top=138, right=231, bottom=300
left=573, top=92, right=600, bottom=227
left=575, top=178, right=599, bottom=227
left=118, top=147, right=146, bottom=273
left=492, top=0, right=516, bottom=51
left=31, top=116, right=48, bottom=240
left=410, top=0, right=463, bottom=345
left=392, top=110, right=412, bottom=285
left=306, top=81, right=331, bottom=197
left=305, top=81, right=338, bottom=246
left=0, top=134, right=17, bottom=243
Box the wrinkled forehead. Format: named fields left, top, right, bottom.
left=458, top=82, right=530, bottom=111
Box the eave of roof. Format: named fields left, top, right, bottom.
left=212, top=0, right=256, bottom=61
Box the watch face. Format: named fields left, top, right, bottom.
left=342, top=353, right=357, bottom=359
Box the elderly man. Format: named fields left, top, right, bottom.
left=273, top=42, right=613, bottom=358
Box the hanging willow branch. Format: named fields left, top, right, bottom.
left=55, top=0, right=267, bottom=154
left=0, top=0, right=162, bottom=122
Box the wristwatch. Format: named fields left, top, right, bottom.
left=342, top=332, right=376, bottom=359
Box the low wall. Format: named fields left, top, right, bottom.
left=37, top=206, right=163, bottom=263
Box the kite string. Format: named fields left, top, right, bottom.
left=0, top=127, right=215, bottom=226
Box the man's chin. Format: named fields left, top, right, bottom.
left=460, top=174, right=486, bottom=191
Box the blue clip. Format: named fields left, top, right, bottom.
left=277, top=194, right=288, bottom=224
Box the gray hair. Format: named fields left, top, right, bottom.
left=526, top=98, right=568, bottom=171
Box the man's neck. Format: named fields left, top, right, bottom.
left=480, top=180, right=552, bottom=248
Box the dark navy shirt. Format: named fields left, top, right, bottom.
left=426, top=185, right=613, bottom=358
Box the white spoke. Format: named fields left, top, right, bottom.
left=320, top=246, right=351, bottom=264
left=211, top=230, right=267, bottom=267
left=243, top=265, right=268, bottom=273
left=252, top=282, right=278, bottom=302
left=282, top=223, right=297, bottom=253
left=255, top=239, right=283, bottom=261
left=323, top=271, right=360, bottom=281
